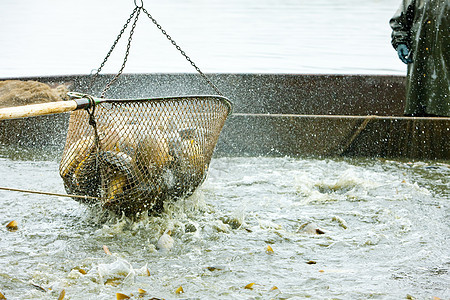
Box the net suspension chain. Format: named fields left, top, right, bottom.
left=141, top=7, right=223, bottom=96
left=90, top=0, right=223, bottom=97
left=88, top=6, right=140, bottom=94
left=101, top=6, right=141, bottom=98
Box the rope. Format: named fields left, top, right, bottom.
left=0, top=187, right=99, bottom=201
left=230, top=113, right=448, bottom=120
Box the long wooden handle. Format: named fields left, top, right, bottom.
left=0, top=100, right=79, bottom=120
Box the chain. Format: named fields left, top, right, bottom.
left=86, top=97, right=100, bottom=150
left=85, top=95, right=101, bottom=177
left=142, top=7, right=223, bottom=96
left=88, top=1, right=223, bottom=97
left=87, top=6, right=139, bottom=94
left=101, top=7, right=141, bottom=98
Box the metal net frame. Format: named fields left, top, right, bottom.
left=59, top=94, right=232, bottom=215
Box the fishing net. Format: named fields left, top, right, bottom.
left=58, top=1, right=233, bottom=215
left=59, top=93, right=232, bottom=215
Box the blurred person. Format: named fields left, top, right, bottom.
left=390, top=0, right=449, bottom=117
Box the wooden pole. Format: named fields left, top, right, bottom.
left=0, top=101, right=78, bottom=120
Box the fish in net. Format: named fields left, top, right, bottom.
left=59, top=93, right=232, bottom=215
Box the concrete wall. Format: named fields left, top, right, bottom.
left=9, top=74, right=446, bottom=160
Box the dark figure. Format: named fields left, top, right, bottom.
left=390, top=0, right=449, bottom=117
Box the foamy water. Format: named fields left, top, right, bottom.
left=1, top=151, right=449, bottom=299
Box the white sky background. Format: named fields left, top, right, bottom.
left=0, top=0, right=406, bottom=77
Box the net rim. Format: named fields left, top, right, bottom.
left=68, top=92, right=233, bottom=115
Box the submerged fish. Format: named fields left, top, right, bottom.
left=57, top=289, right=65, bottom=300
left=266, top=245, right=274, bottom=254
left=244, top=283, right=255, bottom=290
left=138, top=288, right=147, bottom=295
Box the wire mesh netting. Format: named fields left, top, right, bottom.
left=59, top=95, right=232, bottom=215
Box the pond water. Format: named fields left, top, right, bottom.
left=1, top=0, right=405, bottom=77
left=0, top=148, right=449, bottom=299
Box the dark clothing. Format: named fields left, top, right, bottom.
left=390, top=0, right=449, bottom=117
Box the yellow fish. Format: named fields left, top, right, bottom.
left=6, top=220, right=18, bottom=232
left=175, top=286, right=184, bottom=294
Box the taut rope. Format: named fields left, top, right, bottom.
left=0, top=187, right=99, bottom=201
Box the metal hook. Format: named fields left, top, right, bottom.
left=134, top=0, right=143, bottom=8
left=84, top=95, right=96, bottom=116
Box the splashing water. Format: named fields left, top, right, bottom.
left=1, top=152, right=448, bottom=299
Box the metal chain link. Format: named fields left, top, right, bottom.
left=85, top=95, right=101, bottom=175
left=101, top=7, right=141, bottom=98
left=141, top=7, right=223, bottom=96
left=87, top=6, right=139, bottom=94
left=88, top=1, right=223, bottom=97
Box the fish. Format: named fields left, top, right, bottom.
left=244, top=283, right=255, bottom=290
left=60, top=136, right=100, bottom=201
left=135, top=129, right=173, bottom=176
left=103, top=245, right=112, bottom=255
left=57, top=289, right=65, bottom=300
left=78, top=268, right=87, bottom=274
left=266, top=245, right=274, bottom=254
left=73, top=153, right=101, bottom=198
left=331, top=215, right=348, bottom=229
left=6, top=220, right=18, bottom=232
left=30, top=283, right=46, bottom=292
left=60, top=123, right=137, bottom=203
left=205, top=265, right=229, bottom=272
left=98, top=150, right=164, bottom=214
left=175, top=286, right=184, bottom=294
left=105, top=278, right=122, bottom=286
left=60, top=120, right=210, bottom=215
left=138, top=288, right=147, bottom=295
left=106, top=175, right=128, bottom=201
left=165, top=127, right=208, bottom=198
left=60, top=136, right=95, bottom=178
left=116, top=293, right=130, bottom=300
